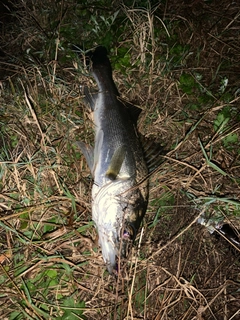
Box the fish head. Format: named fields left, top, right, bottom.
left=92, top=181, right=147, bottom=274
left=95, top=209, right=137, bottom=274
left=92, top=186, right=127, bottom=273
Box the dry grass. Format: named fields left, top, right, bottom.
left=0, top=0, right=240, bottom=319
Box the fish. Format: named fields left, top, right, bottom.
left=77, top=46, right=149, bottom=273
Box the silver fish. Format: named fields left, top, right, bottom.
left=78, top=46, right=149, bottom=273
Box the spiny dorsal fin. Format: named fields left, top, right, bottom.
left=140, top=136, right=165, bottom=172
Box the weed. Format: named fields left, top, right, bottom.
left=0, top=0, right=240, bottom=319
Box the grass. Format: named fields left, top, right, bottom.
left=0, top=0, right=240, bottom=319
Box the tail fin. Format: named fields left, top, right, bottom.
left=88, top=46, right=111, bottom=69
left=87, top=46, right=118, bottom=94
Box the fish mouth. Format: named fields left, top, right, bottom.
left=98, top=231, right=118, bottom=274
left=97, top=223, right=136, bottom=274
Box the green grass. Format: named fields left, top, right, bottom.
left=0, top=0, right=240, bottom=319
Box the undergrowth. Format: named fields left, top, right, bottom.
left=0, top=0, right=240, bottom=319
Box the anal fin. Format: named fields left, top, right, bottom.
left=82, top=86, right=98, bottom=111
left=75, top=141, right=94, bottom=173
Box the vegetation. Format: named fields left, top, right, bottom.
left=0, top=0, right=239, bottom=319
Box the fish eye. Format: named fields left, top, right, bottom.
left=122, top=224, right=136, bottom=240
left=120, top=224, right=136, bottom=259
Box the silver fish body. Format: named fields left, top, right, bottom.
left=80, top=46, right=149, bottom=273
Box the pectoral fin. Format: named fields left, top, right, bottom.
left=105, top=145, right=126, bottom=180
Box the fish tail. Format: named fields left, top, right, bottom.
left=90, top=46, right=111, bottom=68
left=87, top=46, right=118, bottom=94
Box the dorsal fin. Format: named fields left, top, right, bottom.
left=140, top=136, right=165, bottom=172
left=119, top=98, right=142, bottom=125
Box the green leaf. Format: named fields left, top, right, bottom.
left=179, top=73, right=196, bottom=94
left=198, top=138, right=228, bottom=176
left=9, top=311, right=23, bottom=320
left=46, top=269, right=58, bottom=278
left=223, top=133, right=238, bottom=147
left=214, top=112, right=229, bottom=131
left=58, top=297, right=86, bottom=320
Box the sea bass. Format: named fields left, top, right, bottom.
left=79, top=46, right=149, bottom=273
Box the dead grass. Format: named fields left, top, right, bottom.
left=0, top=0, right=240, bottom=319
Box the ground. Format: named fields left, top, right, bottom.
left=0, top=0, right=239, bottom=319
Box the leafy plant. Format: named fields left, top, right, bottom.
left=57, top=298, right=86, bottom=320
left=179, top=73, right=198, bottom=95
left=214, top=106, right=239, bottom=149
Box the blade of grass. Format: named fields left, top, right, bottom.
left=198, top=138, right=228, bottom=176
